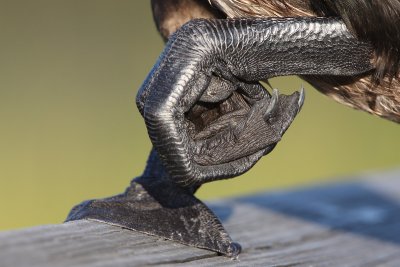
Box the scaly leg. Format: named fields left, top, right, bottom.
left=137, top=17, right=373, bottom=186
left=67, top=18, right=373, bottom=257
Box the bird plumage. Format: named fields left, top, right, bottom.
left=152, top=0, right=400, bottom=122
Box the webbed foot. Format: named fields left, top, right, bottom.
left=66, top=150, right=241, bottom=257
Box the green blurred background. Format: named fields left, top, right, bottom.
left=0, top=0, right=399, bottom=230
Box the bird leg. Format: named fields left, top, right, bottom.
left=137, top=17, right=373, bottom=186
left=67, top=17, right=373, bottom=257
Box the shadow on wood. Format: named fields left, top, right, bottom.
left=225, top=171, right=400, bottom=245
left=1, top=169, right=400, bottom=266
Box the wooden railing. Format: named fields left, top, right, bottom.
left=1, top=169, right=400, bottom=266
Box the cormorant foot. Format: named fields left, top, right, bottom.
left=66, top=150, right=241, bottom=258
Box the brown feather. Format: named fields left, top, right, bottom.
left=151, top=0, right=224, bottom=40
left=211, top=0, right=314, bottom=17
left=211, top=0, right=400, bottom=122
left=305, top=74, right=400, bottom=123
left=151, top=0, right=400, bottom=122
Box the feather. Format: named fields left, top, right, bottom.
left=151, top=0, right=400, bottom=121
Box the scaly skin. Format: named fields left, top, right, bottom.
left=67, top=18, right=373, bottom=257
left=137, top=17, right=373, bottom=186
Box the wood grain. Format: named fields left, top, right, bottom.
left=1, top=169, right=400, bottom=267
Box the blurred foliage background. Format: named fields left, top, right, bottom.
left=0, top=0, right=399, bottom=230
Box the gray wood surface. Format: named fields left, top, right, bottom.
left=1, top=169, right=400, bottom=267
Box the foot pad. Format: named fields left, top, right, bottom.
left=66, top=176, right=240, bottom=258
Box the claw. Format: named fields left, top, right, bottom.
left=264, top=88, right=279, bottom=120
left=298, top=85, right=305, bottom=109
left=263, top=79, right=273, bottom=90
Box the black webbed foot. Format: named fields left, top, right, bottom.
left=67, top=149, right=241, bottom=258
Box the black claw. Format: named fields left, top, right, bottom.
left=228, top=242, right=242, bottom=259
left=263, top=88, right=278, bottom=121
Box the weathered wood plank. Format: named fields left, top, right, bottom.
left=1, top=169, right=400, bottom=267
